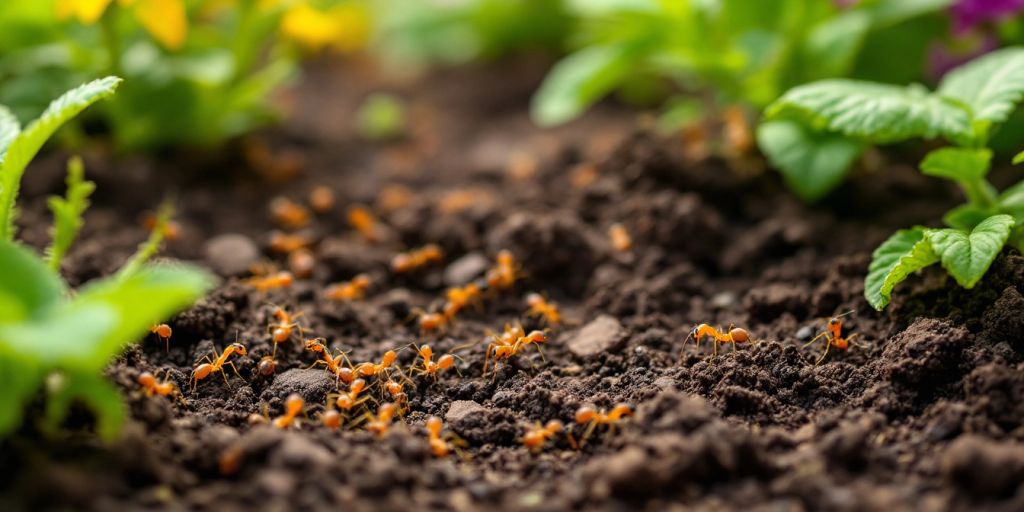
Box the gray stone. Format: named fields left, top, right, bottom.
left=204, top=234, right=260, bottom=276
left=443, top=252, right=489, bottom=286
left=568, top=315, right=625, bottom=357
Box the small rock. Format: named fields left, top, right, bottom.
left=795, top=325, right=815, bottom=341
left=443, top=252, right=489, bottom=286
left=262, top=369, right=334, bottom=405
left=446, top=400, right=488, bottom=425
left=710, top=292, right=736, bottom=309
left=568, top=315, right=625, bottom=357
left=204, top=234, right=260, bottom=276
left=275, top=433, right=335, bottom=469
left=941, top=435, right=1024, bottom=496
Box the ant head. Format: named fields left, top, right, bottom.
left=419, top=345, right=433, bottom=359
left=229, top=343, right=247, bottom=355
left=382, top=350, right=397, bottom=366
left=379, top=403, right=397, bottom=418
left=353, top=274, right=371, bottom=286
left=526, top=293, right=544, bottom=306
left=138, top=372, right=156, bottom=386
left=426, top=416, right=443, bottom=435
left=258, top=357, right=277, bottom=376
left=545, top=420, right=563, bottom=433
left=829, top=318, right=840, bottom=326
left=322, top=410, right=341, bottom=429
left=575, top=406, right=597, bottom=424
left=611, top=404, right=633, bottom=416
left=526, top=330, right=548, bottom=343
left=351, top=379, right=367, bottom=393
left=284, top=394, right=304, bottom=413
left=729, top=328, right=750, bottom=343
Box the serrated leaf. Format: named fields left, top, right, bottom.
left=0, top=106, right=20, bottom=159
left=766, top=79, right=972, bottom=144
left=0, top=77, right=121, bottom=242
left=865, top=227, right=939, bottom=310
left=756, top=119, right=864, bottom=202
left=46, top=156, right=94, bottom=272
left=531, top=44, right=638, bottom=127
left=0, top=241, right=64, bottom=322
left=943, top=203, right=994, bottom=230
left=919, top=147, right=992, bottom=182
left=938, top=47, right=1024, bottom=127
left=926, top=214, right=1015, bottom=288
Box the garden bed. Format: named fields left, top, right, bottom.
left=3, top=60, right=1024, bottom=511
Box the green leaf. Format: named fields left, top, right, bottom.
left=46, top=156, right=94, bottom=273
left=0, top=241, right=64, bottom=322
left=998, top=180, right=1024, bottom=213
left=926, top=214, right=1015, bottom=288
left=0, top=76, right=121, bottom=241
left=0, top=353, right=43, bottom=437
left=756, top=119, right=865, bottom=202
left=943, top=203, right=994, bottom=230
left=919, top=147, right=992, bottom=182
left=45, top=372, right=125, bottom=441
left=938, top=47, right=1024, bottom=129
left=531, top=44, right=638, bottom=127
left=765, top=79, right=972, bottom=144
left=1013, top=149, right=1024, bottom=165
left=865, top=227, right=939, bottom=310
left=0, top=106, right=20, bottom=159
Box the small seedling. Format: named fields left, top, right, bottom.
left=522, top=420, right=563, bottom=452
left=356, top=93, right=406, bottom=141
left=684, top=324, right=751, bottom=357
left=272, top=394, right=305, bottom=429
left=365, top=403, right=397, bottom=438
left=525, top=293, right=561, bottom=326
left=391, top=244, right=444, bottom=273
left=150, top=323, right=173, bottom=352
left=575, top=404, right=632, bottom=441
left=803, top=311, right=861, bottom=365
left=325, top=274, right=372, bottom=301
left=191, top=343, right=248, bottom=391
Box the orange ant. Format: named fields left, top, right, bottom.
left=383, top=377, right=407, bottom=403
left=191, top=342, right=247, bottom=391
left=354, top=350, right=399, bottom=379
left=685, top=323, right=752, bottom=357
left=269, top=197, right=310, bottom=229
left=258, top=355, right=278, bottom=376
left=268, top=231, right=311, bottom=254
left=803, top=311, right=860, bottom=365
left=377, top=184, right=414, bottom=213
left=305, top=338, right=356, bottom=384
left=321, top=409, right=342, bottom=430
left=409, top=344, right=457, bottom=380
left=142, top=213, right=181, bottom=241
left=324, top=274, right=371, bottom=301
left=334, top=378, right=370, bottom=411
left=138, top=371, right=177, bottom=398
left=608, top=223, right=632, bottom=252
left=483, top=329, right=548, bottom=379
left=525, top=293, right=561, bottom=326
left=522, top=420, right=563, bottom=452
left=416, top=310, right=450, bottom=334
left=288, top=249, right=315, bottom=279
left=246, top=271, right=294, bottom=291
left=272, top=394, right=305, bottom=429
left=268, top=306, right=304, bottom=357
left=347, top=205, right=381, bottom=243
left=391, top=244, right=444, bottom=273
left=485, top=249, right=519, bottom=291
left=365, top=403, right=397, bottom=438
left=575, top=404, right=632, bottom=441
left=424, top=416, right=467, bottom=458
left=442, top=282, right=483, bottom=319
left=309, top=186, right=335, bottom=214
left=150, top=323, right=172, bottom=352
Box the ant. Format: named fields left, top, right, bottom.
left=409, top=344, right=457, bottom=380
left=383, top=377, right=408, bottom=403
left=268, top=306, right=304, bottom=357
left=246, top=270, right=294, bottom=292
left=525, top=293, right=561, bottom=326
left=425, top=416, right=466, bottom=458
left=305, top=338, right=356, bottom=384
left=415, top=310, right=450, bottom=334
left=191, top=342, right=248, bottom=392
left=309, top=186, right=335, bottom=214
left=272, top=394, right=305, bottom=429
left=269, top=197, right=310, bottom=229
left=685, top=323, right=751, bottom=357
left=334, top=378, right=370, bottom=411
left=608, top=223, right=632, bottom=252
left=258, top=355, right=278, bottom=376
left=522, top=420, right=563, bottom=452
left=391, top=244, right=444, bottom=274
left=442, top=282, right=482, bottom=319
left=365, top=403, right=397, bottom=438
left=321, top=409, right=342, bottom=430
left=575, top=404, right=632, bottom=441
left=485, top=249, right=519, bottom=291
left=483, top=329, right=548, bottom=379
left=324, top=274, right=371, bottom=301
left=803, top=311, right=860, bottom=365
left=347, top=205, right=381, bottom=243
left=268, top=231, right=311, bottom=254
left=288, top=249, right=315, bottom=279
left=355, top=350, right=399, bottom=379
left=138, top=371, right=177, bottom=398
left=150, top=323, right=172, bottom=352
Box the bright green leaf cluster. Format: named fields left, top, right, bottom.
left=0, top=79, right=213, bottom=439
left=762, top=47, right=1024, bottom=309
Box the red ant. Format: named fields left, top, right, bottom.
left=150, top=323, right=172, bottom=352
left=803, top=311, right=860, bottom=365
left=348, top=205, right=382, bottom=243
left=191, top=342, right=247, bottom=391
left=608, top=223, right=632, bottom=252
left=685, top=323, right=751, bottom=357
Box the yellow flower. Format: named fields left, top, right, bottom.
left=56, top=0, right=188, bottom=50
left=280, top=2, right=370, bottom=53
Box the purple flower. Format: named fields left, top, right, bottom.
left=927, top=32, right=998, bottom=79
left=952, top=0, right=1024, bottom=33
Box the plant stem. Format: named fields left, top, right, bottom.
left=962, top=178, right=999, bottom=209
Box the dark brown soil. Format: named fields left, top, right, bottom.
left=3, top=58, right=1024, bottom=512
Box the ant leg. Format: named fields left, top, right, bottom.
left=815, top=342, right=832, bottom=366
left=802, top=332, right=828, bottom=349
left=226, top=361, right=243, bottom=380
left=846, top=333, right=862, bottom=347
left=582, top=420, right=598, bottom=441
left=534, top=344, right=547, bottom=363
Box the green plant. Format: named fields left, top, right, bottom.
left=531, top=0, right=951, bottom=128
left=762, top=47, right=1024, bottom=309
left=0, top=77, right=213, bottom=439
left=356, top=93, right=405, bottom=141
